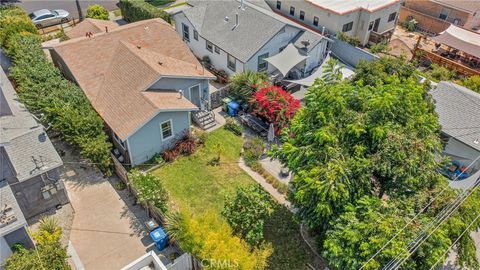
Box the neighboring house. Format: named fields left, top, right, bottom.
left=173, top=0, right=330, bottom=76
left=400, top=0, right=480, bottom=34
left=66, top=18, right=119, bottom=39
left=49, top=19, right=215, bottom=166
left=264, top=0, right=401, bottom=46
left=430, top=81, right=480, bottom=181
left=1, top=67, right=67, bottom=262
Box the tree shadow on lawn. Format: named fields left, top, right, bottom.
left=264, top=204, right=328, bottom=270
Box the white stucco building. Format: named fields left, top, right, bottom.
left=173, top=0, right=330, bottom=77
left=264, top=0, right=401, bottom=46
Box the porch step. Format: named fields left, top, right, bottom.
left=192, top=110, right=217, bottom=130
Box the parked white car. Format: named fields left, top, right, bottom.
left=29, top=9, right=69, bottom=28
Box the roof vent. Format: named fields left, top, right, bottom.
left=179, top=90, right=183, bottom=99
left=158, top=61, right=163, bottom=66
left=474, top=138, right=479, bottom=145
left=144, top=26, right=149, bottom=30
left=137, top=45, right=141, bottom=49
left=224, top=16, right=229, bottom=22
left=105, top=26, right=108, bottom=33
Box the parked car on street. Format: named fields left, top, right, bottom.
left=29, top=9, right=69, bottom=28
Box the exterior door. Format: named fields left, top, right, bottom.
left=373, top=18, right=381, bottom=32
left=189, top=85, right=202, bottom=109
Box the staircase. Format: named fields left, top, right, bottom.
left=192, top=110, right=216, bottom=130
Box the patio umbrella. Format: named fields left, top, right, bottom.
left=267, top=123, right=275, bottom=143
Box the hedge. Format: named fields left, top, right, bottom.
left=1, top=7, right=112, bottom=172
left=0, top=6, right=38, bottom=54
left=119, top=0, right=171, bottom=23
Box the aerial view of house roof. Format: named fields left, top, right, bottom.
left=66, top=18, right=119, bottom=39
left=0, top=68, right=63, bottom=182
left=182, top=0, right=324, bottom=63
left=305, top=0, right=399, bottom=14
left=52, top=19, right=215, bottom=140
left=431, top=81, right=480, bottom=152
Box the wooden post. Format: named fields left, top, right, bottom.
left=411, top=35, right=422, bottom=61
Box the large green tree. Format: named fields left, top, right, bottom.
left=222, top=184, right=273, bottom=246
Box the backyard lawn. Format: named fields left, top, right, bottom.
left=152, top=128, right=324, bottom=269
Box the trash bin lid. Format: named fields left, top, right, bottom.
left=150, top=227, right=167, bottom=242
left=227, top=101, right=240, bottom=109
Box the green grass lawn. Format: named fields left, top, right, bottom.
left=152, top=128, right=324, bottom=269
left=152, top=128, right=252, bottom=213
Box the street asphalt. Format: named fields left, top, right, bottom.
left=3, top=0, right=118, bottom=19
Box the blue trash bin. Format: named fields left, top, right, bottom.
left=227, top=101, right=240, bottom=117
left=150, top=227, right=168, bottom=251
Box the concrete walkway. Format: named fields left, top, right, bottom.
left=238, top=157, right=291, bottom=208
left=56, top=139, right=153, bottom=270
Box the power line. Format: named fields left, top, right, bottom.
left=383, top=175, right=480, bottom=270
left=359, top=155, right=480, bottom=270
left=428, top=212, right=480, bottom=270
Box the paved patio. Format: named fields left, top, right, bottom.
left=55, top=139, right=156, bottom=270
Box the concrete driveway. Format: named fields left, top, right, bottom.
left=57, top=140, right=153, bottom=270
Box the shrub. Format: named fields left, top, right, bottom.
left=86, top=4, right=109, bottom=20
left=162, top=148, right=180, bottom=162
left=370, top=40, right=391, bottom=54
left=243, top=136, right=264, bottom=167
left=222, top=184, right=273, bottom=247
left=250, top=85, right=300, bottom=134
left=119, top=0, right=171, bottom=23
left=128, top=169, right=169, bottom=213
left=224, top=118, right=243, bottom=136
left=175, top=133, right=196, bottom=155
left=0, top=6, right=38, bottom=54
left=193, top=129, right=207, bottom=145
left=229, top=70, right=270, bottom=102
left=427, top=63, right=457, bottom=81
left=5, top=33, right=112, bottom=172
left=164, top=211, right=272, bottom=269
left=461, top=75, right=480, bottom=93
left=336, top=31, right=360, bottom=47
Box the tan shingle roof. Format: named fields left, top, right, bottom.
left=66, top=18, right=119, bottom=39
left=53, top=19, right=214, bottom=140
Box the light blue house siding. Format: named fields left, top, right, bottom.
left=148, top=78, right=210, bottom=110
left=127, top=111, right=191, bottom=165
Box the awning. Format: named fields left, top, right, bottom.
left=432, top=25, right=480, bottom=58
left=265, top=43, right=307, bottom=76
left=284, top=55, right=355, bottom=87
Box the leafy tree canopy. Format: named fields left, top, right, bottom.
left=229, top=70, right=269, bottom=102
left=461, top=75, right=480, bottom=93
left=86, top=4, right=110, bottom=20
left=222, top=184, right=273, bottom=247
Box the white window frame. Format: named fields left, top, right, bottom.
left=227, top=54, right=236, bottom=71
left=289, top=6, right=295, bottom=16
left=257, top=53, right=269, bottom=72
left=206, top=40, right=213, bottom=52
left=188, top=83, right=202, bottom=103
left=342, top=21, right=353, bottom=32
left=193, top=29, right=198, bottom=41
left=160, top=119, right=174, bottom=141
left=299, top=10, right=305, bottom=21
left=276, top=0, right=281, bottom=10
left=388, top=12, right=397, bottom=22
left=313, top=16, right=319, bottom=27
left=182, top=23, right=190, bottom=42
left=214, top=46, right=220, bottom=54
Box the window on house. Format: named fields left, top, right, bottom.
left=227, top=54, right=236, bottom=71
left=182, top=23, right=189, bottom=42
left=388, top=12, right=397, bottom=22
left=257, top=53, right=269, bottom=72
left=276, top=0, right=281, bottom=10
left=206, top=40, right=213, bottom=52
left=439, top=8, right=450, bottom=20
left=342, top=21, right=353, bottom=32
left=313, top=16, right=319, bottom=27
left=214, top=46, right=220, bottom=54
left=299, top=11, right=305, bottom=20
left=290, top=6, right=295, bottom=16
left=368, top=21, right=374, bottom=31
left=193, top=30, right=198, bottom=41
left=160, top=120, right=173, bottom=141
left=453, top=18, right=461, bottom=25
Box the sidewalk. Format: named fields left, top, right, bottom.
left=238, top=157, right=291, bottom=208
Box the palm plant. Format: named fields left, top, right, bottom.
left=229, top=70, right=270, bottom=102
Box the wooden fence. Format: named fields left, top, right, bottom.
left=111, top=154, right=202, bottom=270
left=210, top=85, right=231, bottom=109
left=414, top=49, right=480, bottom=77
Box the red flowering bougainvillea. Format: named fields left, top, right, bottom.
left=250, top=85, right=300, bottom=133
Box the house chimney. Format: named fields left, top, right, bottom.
left=179, top=90, right=183, bottom=99
left=105, top=26, right=108, bottom=33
